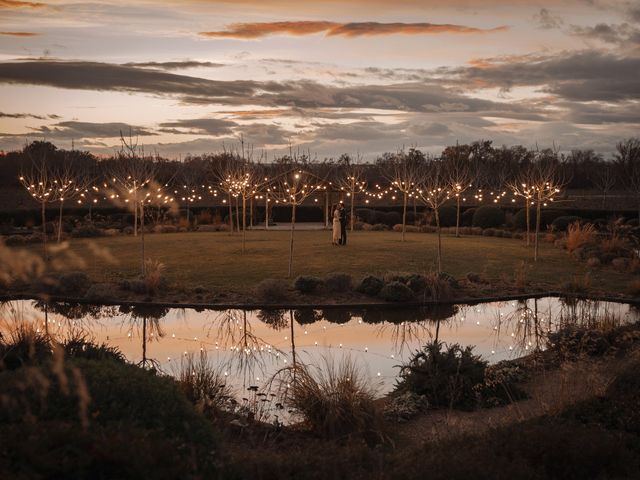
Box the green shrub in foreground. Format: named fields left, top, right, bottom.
left=379, top=281, right=415, bottom=302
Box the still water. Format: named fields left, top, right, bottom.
left=2, top=297, right=637, bottom=396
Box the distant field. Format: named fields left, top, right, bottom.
left=27, top=230, right=636, bottom=295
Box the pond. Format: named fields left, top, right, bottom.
left=2, top=297, right=637, bottom=398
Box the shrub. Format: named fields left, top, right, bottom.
left=277, top=356, right=383, bottom=442
left=61, top=332, right=126, bottom=363
left=472, top=206, right=505, bottom=229
left=435, top=206, right=457, bottom=227
left=586, top=257, right=601, bottom=267
left=513, top=208, right=565, bottom=231
left=566, top=222, right=596, bottom=253
left=460, top=207, right=476, bottom=227
left=552, top=216, right=582, bottom=232
left=294, top=275, right=323, bottom=294
left=547, top=325, right=610, bottom=359
left=599, top=234, right=631, bottom=256
left=369, top=223, right=388, bottom=231
left=324, top=272, right=353, bottom=292
left=254, top=279, right=289, bottom=303
left=424, top=272, right=454, bottom=301
left=381, top=211, right=402, bottom=227
left=355, top=208, right=377, bottom=224
left=0, top=322, right=51, bottom=370
left=357, top=275, right=384, bottom=296
left=71, top=224, right=103, bottom=238
left=393, top=224, right=420, bottom=232
left=55, top=271, right=91, bottom=296
left=477, top=361, right=529, bottom=407
left=396, top=341, right=487, bottom=410
left=379, top=281, right=415, bottom=302
left=3, top=235, right=27, bottom=247
left=406, top=274, right=427, bottom=294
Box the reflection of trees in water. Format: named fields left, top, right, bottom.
left=33, top=301, right=118, bottom=321
left=321, top=309, right=353, bottom=324
left=293, top=308, right=322, bottom=325
left=557, top=298, right=626, bottom=331
left=487, top=299, right=547, bottom=355
left=117, top=304, right=169, bottom=368
left=207, top=309, right=283, bottom=388
left=257, top=309, right=288, bottom=330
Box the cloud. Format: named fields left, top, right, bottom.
left=533, top=8, right=563, bottom=29
left=0, top=31, right=40, bottom=36
left=444, top=50, right=640, bottom=102
left=199, top=21, right=507, bottom=39
left=123, top=60, right=225, bottom=70
left=569, top=22, right=640, bottom=45
left=158, top=118, right=236, bottom=136
left=0, top=0, right=45, bottom=8
left=0, top=121, right=156, bottom=140
left=0, top=111, right=55, bottom=120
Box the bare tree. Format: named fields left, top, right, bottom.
left=110, top=132, right=163, bottom=275
left=442, top=143, right=473, bottom=237
left=417, top=161, right=450, bottom=273
left=19, top=150, right=58, bottom=261
left=614, top=138, right=640, bottom=223
left=382, top=148, right=425, bottom=241
left=271, top=163, right=327, bottom=278
left=529, top=151, right=566, bottom=262
left=335, top=154, right=367, bottom=232
left=507, top=165, right=535, bottom=246
left=589, top=160, right=616, bottom=209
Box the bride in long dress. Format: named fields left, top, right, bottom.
left=332, top=204, right=342, bottom=245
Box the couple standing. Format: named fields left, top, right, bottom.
left=332, top=203, right=347, bottom=246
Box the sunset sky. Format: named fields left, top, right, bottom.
left=0, top=0, right=638, bottom=158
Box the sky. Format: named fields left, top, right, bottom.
left=0, top=0, right=638, bottom=159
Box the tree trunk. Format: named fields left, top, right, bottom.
left=140, top=203, right=146, bottom=276
left=41, top=200, right=47, bottom=262
left=242, top=195, right=246, bottom=254
left=235, top=197, right=240, bottom=233
left=435, top=208, right=442, bottom=273
left=402, top=191, right=407, bottom=241
left=57, top=200, right=64, bottom=243
left=324, top=190, right=329, bottom=228
left=265, top=194, right=269, bottom=230
left=534, top=196, right=542, bottom=262
left=133, top=188, right=138, bottom=237
left=455, top=195, right=461, bottom=237
left=250, top=196, right=253, bottom=229
left=288, top=203, right=296, bottom=278
left=525, top=200, right=531, bottom=247
left=228, top=192, right=233, bottom=232
left=350, top=187, right=355, bottom=232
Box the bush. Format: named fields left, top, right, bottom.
left=513, top=208, right=565, bottom=231
left=381, top=211, right=402, bottom=227
left=54, top=271, right=91, bottom=296
left=379, top=281, right=415, bottom=302
left=324, top=272, right=353, bottom=292
left=396, top=341, right=487, bottom=410
left=357, top=275, right=384, bottom=296
left=472, top=206, right=505, bottom=229
left=436, top=205, right=457, bottom=227
left=294, top=275, right=323, bottom=294
left=174, top=351, right=233, bottom=414
left=424, top=272, right=454, bottom=301
left=552, top=216, right=582, bottom=232
left=254, top=279, right=289, bottom=303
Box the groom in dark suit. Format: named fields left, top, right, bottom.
left=339, top=202, right=347, bottom=246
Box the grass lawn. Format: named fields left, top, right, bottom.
left=43, top=230, right=635, bottom=295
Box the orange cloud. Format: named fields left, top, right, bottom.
left=200, top=21, right=507, bottom=39
left=0, top=31, right=40, bottom=36
left=0, top=0, right=45, bottom=8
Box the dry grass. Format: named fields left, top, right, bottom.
left=599, top=234, right=630, bottom=254
left=173, top=350, right=233, bottom=413
left=275, top=355, right=383, bottom=441
left=143, top=258, right=164, bottom=294
left=566, top=222, right=596, bottom=253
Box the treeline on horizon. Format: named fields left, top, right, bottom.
left=1, top=137, right=639, bottom=193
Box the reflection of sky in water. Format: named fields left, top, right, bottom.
left=2, top=298, right=637, bottom=397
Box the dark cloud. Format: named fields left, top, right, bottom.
left=1, top=111, right=47, bottom=119
left=445, top=50, right=640, bottom=102
left=569, top=22, right=640, bottom=45
left=0, top=31, right=39, bottom=36
left=533, top=8, right=564, bottom=29
left=199, top=21, right=507, bottom=39
left=5, top=121, right=156, bottom=140
left=158, top=118, right=236, bottom=136
left=123, top=60, right=225, bottom=70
